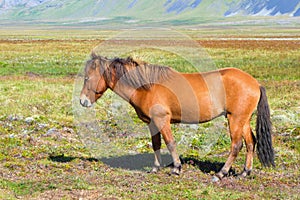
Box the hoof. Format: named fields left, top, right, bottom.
left=171, top=165, right=181, bottom=176
left=171, top=168, right=180, bottom=175
left=238, top=170, right=251, bottom=178
left=211, top=175, right=221, bottom=182
left=149, top=166, right=160, bottom=173
left=238, top=172, right=247, bottom=178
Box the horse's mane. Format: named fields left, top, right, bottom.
left=91, top=54, right=173, bottom=90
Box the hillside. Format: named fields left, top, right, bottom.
left=225, top=0, right=300, bottom=16
left=0, top=0, right=300, bottom=26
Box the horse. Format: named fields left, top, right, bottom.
left=80, top=53, right=275, bottom=181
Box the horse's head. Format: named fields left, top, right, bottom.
left=80, top=54, right=109, bottom=107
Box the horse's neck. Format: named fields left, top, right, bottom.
left=112, top=82, right=136, bottom=102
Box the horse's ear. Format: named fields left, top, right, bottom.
left=99, top=56, right=108, bottom=61
left=91, top=51, right=97, bottom=59
left=93, top=59, right=100, bottom=69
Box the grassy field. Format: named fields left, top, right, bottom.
left=0, top=27, right=299, bottom=199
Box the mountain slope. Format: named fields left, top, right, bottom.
left=0, top=0, right=299, bottom=26
left=225, top=0, right=300, bottom=16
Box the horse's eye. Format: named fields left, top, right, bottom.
left=84, top=77, right=89, bottom=83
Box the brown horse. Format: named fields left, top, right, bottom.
left=80, top=53, right=275, bottom=181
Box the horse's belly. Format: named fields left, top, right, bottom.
left=170, top=95, right=223, bottom=124
left=166, top=72, right=225, bottom=123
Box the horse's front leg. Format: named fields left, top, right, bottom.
left=167, top=140, right=182, bottom=175
left=149, top=124, right=162, bottom=173
left=151, top=116, right=181, bottom=175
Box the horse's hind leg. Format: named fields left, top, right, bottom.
left=241, top=122, right=256, bottom=177
left=214, top=114, right=243, bottom=180
left=149, top=124, right=162, bottom=173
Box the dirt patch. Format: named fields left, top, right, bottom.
left=198, top=39, right=300, bottom=50
left=32, top=189, right=116, bottom=200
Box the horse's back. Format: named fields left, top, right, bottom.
left=219, top=67, right=259, bottom=86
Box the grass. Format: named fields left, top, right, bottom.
left=0, top=27, right=299, bottom=199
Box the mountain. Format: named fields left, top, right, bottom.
left=0, top=0, right=49, bottom=8
left=0, top=0, right=299, bottom=26
left=225, top=0, right=300, bottom=17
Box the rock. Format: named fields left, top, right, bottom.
left=111, top=101, right=123, bottom=110
left=37, top=123, right=48, bottom=129
left=63, top=127, right=74, bottom=134
left=24, top=117, right=34, bottom=124
left=8, top=115, right=22, bottom=121
left=189, top=124, right=199, bottom=130
left=45, top=128, right=60, bottom=136
left=211, top=175, right=221, bottom=182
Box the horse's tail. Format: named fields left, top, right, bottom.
left=256, top=86, right=275, bottom=167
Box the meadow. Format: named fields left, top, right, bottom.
left=0, top=27, right=299, bottom=199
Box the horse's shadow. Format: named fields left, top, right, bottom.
left=49, top=153, right=233, bottom=175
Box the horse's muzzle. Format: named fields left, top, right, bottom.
left=80, top=95, right=92, bottom=107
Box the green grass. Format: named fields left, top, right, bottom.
left=0, top=28, right=299, bottom=199
left=209, top=49, right=300, bottom=81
